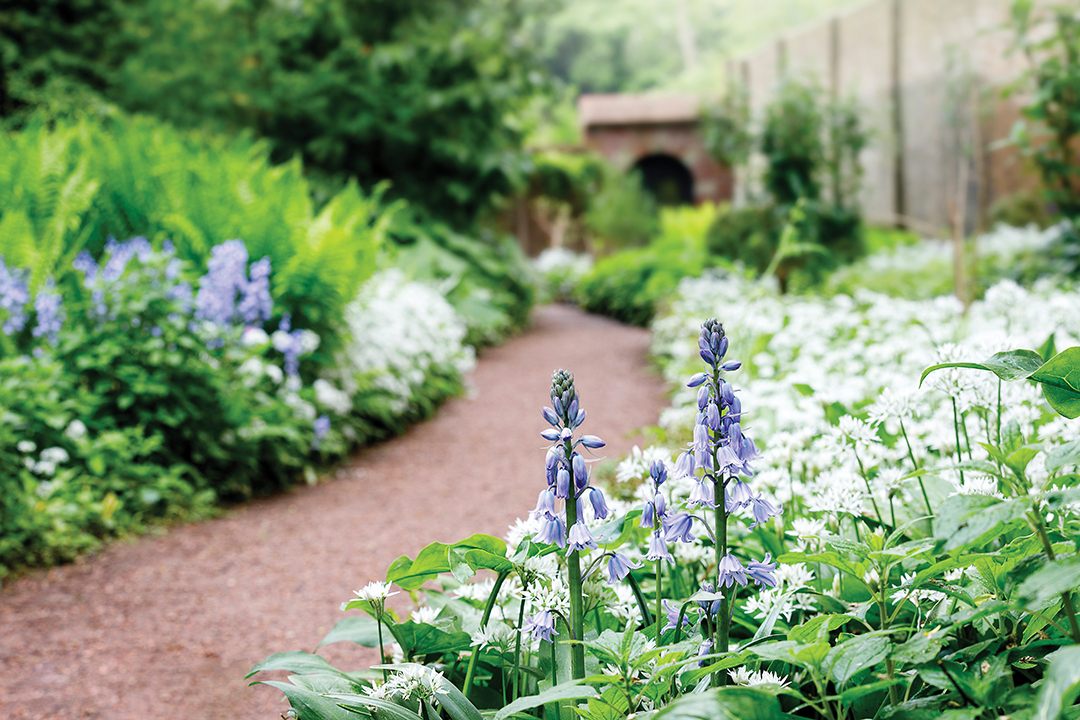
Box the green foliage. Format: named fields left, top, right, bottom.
left=989, top=189, right=1055, bottom=229
left=0, top=114, right=384, bottom=357
left=577, top=204, right=719, bottom=326
left=102, top=0, right=544, bottom=228
left=701, top=84, right=753, bottom=169
left=706, top=200, right=863, bottom=292
left=585, top=168, right=659, bottom=253
left=1009, top=1, right=1080, bottom=220
left=761, top=80, right=824, bottom=205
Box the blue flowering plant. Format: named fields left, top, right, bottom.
left=251, top=320, right=796, bottom=718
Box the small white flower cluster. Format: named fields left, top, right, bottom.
left=363, top=665, right=449, bottom=705
left=341, top=269, right=475, bottom=414
left=533, top=248, right=594, bottom=299
left=728, top=666, right=791, bottom=688
left=18, top=444, right=70, bottom=477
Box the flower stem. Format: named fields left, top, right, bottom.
left=375, top=608, right=388, bottom=682
left=463, top=570, right=508, bottom=700
left=655, top=559, right=663, bottom=646
left=951, top=398, right=966, bottom=485
left=854, top=448, right=885, bottom=527
left=564, top=485, right=586, bottom=680
left=1032, top=509, right=1080, bottom=642
left=714, top=478, right=729, bottom=687
left=900, top=419, right=932, bottom=518
left=512, top=588, right=527, bottom=701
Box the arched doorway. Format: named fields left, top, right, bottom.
left=631, top=154, right=694, bottom=206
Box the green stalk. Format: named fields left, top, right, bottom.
left=655, top=559, right=663, bottom=646
left=854, top=448, right=885, bottom=526
left=714, top=479, right=730, bottom=687
left=951, top=398, right=966, bottom=485
left=376, top=608, right=388, bottom=682
left=996, top=378, right=1002, bottom=447
left=1032, top=509, right=1080, bottom=642
left=564, top=487, right=586, bottom=679
left=463, top=570, right=509, bottom=700
left=900, top=419, right=932, bottom=517
left=626, top=571, right=653, bottom=626
left=512, top=591, right=526, bottom=701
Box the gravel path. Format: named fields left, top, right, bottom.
left=0, top=305, right=667, bottom=720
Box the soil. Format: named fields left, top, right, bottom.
left=0, top=304, right=668, bottom=719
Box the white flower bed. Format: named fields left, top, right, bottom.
left=649, top=269, right=1080, bottom=526
left=339, top=269, right=476, bottom=413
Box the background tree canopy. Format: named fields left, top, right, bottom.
left=2, top=0, right=551, bottom=228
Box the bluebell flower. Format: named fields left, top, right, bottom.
left=674, top=450, right=695, bottom=479
left=540, top=428, right=560, bottom=442
left=606, top=552, right=642, bottom=583
left=647, top=532, right=674, bottom=564
left=687, top=478, right=715, bottom=508
left=195, top=239, right=273, bottom=328
left=663, top=512, right=695, bottom=543
left=572, top=454, right=588, bottom=490
left=697, top=582, right=723, bottom=619
left=532, top=488, right=556, bottom=517
left=523, top=609, right=559, bottom=643
left=687, top=372, right=708, bottom=388
left=0, top=256, right=29, bottom=335
left=649, top=459, right=668, bottom=485
left=578, top=435, right=605, bottom=449
left=585, top=487, right=609, bottom=520
left=312, top=415, right=331, bottom=450
left=72, top=251, right=98, bottom=287
left=696, top=638, right=714, bottom=667
left=662, top=599, right=699, bottom=633
left=555, top=468, right=571, bottom=499
left=541, top=406, right=560, bottom=427
left=747, top=494, right=782, bottom=530
left=535, top=514, right=566, bottom=548
left=717, top=554, right=747, bottom=588
left=32, top=278, right=65, bottom=345
left=726, top=479, right=752, bottom=512
left=567, top=523, right=597, bottom=553
left=746, top=554, right=778, bottom=588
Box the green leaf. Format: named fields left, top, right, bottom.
left=932, top=495, right=1030, bottom=552
left=835, top=677, right=905, bottom=703
left=1040, top=334, right=1058, bottom=363
left=317, top=616, right=393, bottom=650
left=1017, top=554, right=1080, bottom=610
left=1034, top=646, right=1080, bottom=720
left=653, top=687, right=786, bottom=720
left=373, top=663, right=481, bottom=720
left=1031, top=348, right=1080, bottom=419
left=493, top=680, right=600, bottom=720
left=793, top=383, right=814, bottom=396
left=920, top=349, right=1044, bottom=387
left=391, top=622, right=471, bottom=657
left=824, top=634, right=892, bottom=686
left=891, top=627, right=949, bottom=666
left=1006, top=446, right=1040, bottom=479
left=247, top=652, right=350, bottom=680
left=386, top=535, right=507, bottom=590
left=1046, top=440, right=1080, bottom=474
left=788, top=614, right=853, bottom=644
left=257, top=681, right=360, bottom=720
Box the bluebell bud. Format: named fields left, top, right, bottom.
left=541, top=406, right=560, bottom=427
left=572, top=453, right=588, bottom=490
left=579, top=435, right=605, bottom=449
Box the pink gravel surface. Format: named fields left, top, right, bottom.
left=0, top=304, right=668, bottom=719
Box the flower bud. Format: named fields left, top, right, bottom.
left=572, top=453, right=588, bottom=490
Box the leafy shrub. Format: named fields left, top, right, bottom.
left=706, top=200, right=864, bottom=291
left=533, top=247, right=594, bottom=303
left=576, top=204, right=719, bottom=326
left=584, top=167, right=658, bottom=252
left=0, top=114, right=385, bottom=359
left=760, top=80, right=824, bottom=204
left=989, top=188, right=1054, bottom=229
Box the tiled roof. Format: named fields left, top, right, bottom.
left=578, top=93, right=702, bottom=127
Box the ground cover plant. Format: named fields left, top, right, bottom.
left=251, top=268, right=1080, bottom=717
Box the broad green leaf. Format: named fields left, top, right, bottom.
left=1035, top=646, right=1080, bottom=720
left=1046, top=441, right=1080, bottom=474
left=247, top=651, right=350, bottom=680
left=788, top=614, right=853, bottom=644
left=824, top=634, right=892, bottom=686
left=1017, top=554, right=1080, bottom=610
left=1006, top=446, right=1040, bottom=479
left=386, top=535, right=507, bottom=590
left=932, top=495, right=1029, bottom=552
left=834, top=677, right=905, bottom=703
left=920, top=349, right=1044, bottom=386
left=317, top=616, right=393, bottom=650
left=891, top=627, right=949, bottom=665
left=493, top=680, right=600, bottom=720
left=653, top=687, right=785, bottom=720
left=288, top=673, right=363, bottom=696
left=1041, top=333, right=1058, bottom=363
left=391, top=622, right=471, bottom=657
left=257, top=681, right=360, bottom=720
left=1031, top=348, right=1080, bottom=419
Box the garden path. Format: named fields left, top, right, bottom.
left=0, top=304, right=667, bottom=720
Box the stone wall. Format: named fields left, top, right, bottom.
left=730, top=0, right=1041, bottom=232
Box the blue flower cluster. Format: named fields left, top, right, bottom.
left=679, top=319, right=780, bottom=590
left=74, top=238, right=194, bottom=323
left=0, top=256, right=30, bottom=335
left=533, top=370, right=609, bottom=552
left=640, top=460, right=695, bottom=565
left=194, top=239, right=273, bottom=328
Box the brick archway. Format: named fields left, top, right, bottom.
left=578, top=93, right=733, bottom=205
